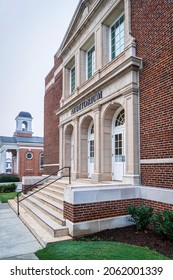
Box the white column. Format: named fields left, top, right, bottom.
left=92, top=105, right=102, bottom=182
left=59, top=124, right=64, bottom=169
left=123, top=91, right=140, bottom=185
left=75, top=51, right=80, bottom=88
left=72, top=117, right=79, bottom=179
left=16, top=149, right=19, bottom=174
left=0, top=149, right=7, bottom=173
left=124, top=0, right=136, bottom=56
left=95, top=27, right=102, bottom=70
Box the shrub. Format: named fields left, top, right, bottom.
left=0, top=175, right=20, bottom=183
left=0, top=183, right=17, bottom=193
left=128, top=204, right=154, bottom=231
left=151, top=210, right=173, bottom=241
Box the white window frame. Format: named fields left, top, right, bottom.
left=86, top=45, right=95, bottom=80
left=109, top=13, right=125, bottom=61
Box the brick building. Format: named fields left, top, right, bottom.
left=43, top=0, right=173, bottom=236
left=0, top=112, right=44, bottom=180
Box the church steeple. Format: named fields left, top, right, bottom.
left=14, top=111, right=33, bottom=137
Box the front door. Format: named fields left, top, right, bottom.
left=88, top=121, right=94, bottom=178
left=112, top=108, right=125, bottom=181
left=113, top=129, right=125, bottom=180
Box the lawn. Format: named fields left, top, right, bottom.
left=35, top=240, right=170, bottom=260
left=0, top=192, right=18, bottom=203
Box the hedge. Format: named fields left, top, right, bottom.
left=0, top=175, right=20, bottom=183
left=0, top=183, right=17, bottom=193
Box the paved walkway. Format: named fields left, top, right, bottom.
left=0, top=203, right=42, bottom=260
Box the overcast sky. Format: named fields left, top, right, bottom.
left=0, top=0, right=79, bottom=137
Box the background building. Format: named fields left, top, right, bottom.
left=0, top=111, right=44, bottom=180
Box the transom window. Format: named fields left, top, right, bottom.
left=90, top=125, right=94, bottom=134
left=70, top=66, right=75, bottom=94
left=110, top=14, right=125, bottom=60
left=115, top=109, right=125, bottom=127
left=87, top=45, right=95, bottom=79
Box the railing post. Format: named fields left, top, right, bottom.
left=17, top=194, right=20, bottom=216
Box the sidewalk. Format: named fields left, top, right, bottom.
left=0, top=203, right=42, bottom=260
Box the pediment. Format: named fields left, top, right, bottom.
left=59, top=0, right=98, bottom=52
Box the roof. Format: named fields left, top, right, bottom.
left=15, top=136, right=44, bottom=144
left=0, top=136, right=17, bottom=144
left=17, top=111, right=32, bottom=118
left=0, top=135, right=43, bottom=145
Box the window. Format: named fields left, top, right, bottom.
left=90, top=140, right=94, bottom=162
left=40, top=153, right=44, bottom=170
left=87, top=45, right=95, bottom=79
left=115, top=109, right=125, bottom=126
left=26, top=152, right=33, bottom=160
left=110, top=14, right=125, bottom=60
left=70, top=66, right=75, bottom=94
left=90, top=124, right=94, bottom=134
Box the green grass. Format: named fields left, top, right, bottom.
left=35, top=240, right=170, bottom=260
left=0, top=192, right=18, bottom=203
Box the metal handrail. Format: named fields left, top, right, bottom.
left=17, top=166, right=71, bottom=216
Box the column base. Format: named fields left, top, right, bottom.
left=122, top=174, right=140, bottom=185
left=71, top=172, right=79, bottom=180
left=91, top=173, right=102, bottom=183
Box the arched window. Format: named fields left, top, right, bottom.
left=115, top=109, right=125, bottom=127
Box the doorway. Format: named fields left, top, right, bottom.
left=112, top=108, right=125, bottom=180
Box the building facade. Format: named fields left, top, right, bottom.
left=44, top=0, right=173, bottom=236
left=0, top=112, right=44, bottom=180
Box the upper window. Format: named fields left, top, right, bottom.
left=110, top=14, right=125, bottom=60
left=70, top=65, right=75, bottom=94
left=87, top=45, right=95, bottom=79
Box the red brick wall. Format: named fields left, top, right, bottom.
left=44, top=56, right=63, bottom=174
left=141, top=164, right=173, bottom=189
left=131, top=0, right=173, bottom=187
left=64, top=199, right=173, bottom=223
left=18, top=148, right=43, bottom=180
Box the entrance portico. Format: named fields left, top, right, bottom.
left=59, top=88, right=140, bottom=185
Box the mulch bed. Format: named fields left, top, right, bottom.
left=78, top=226, right=173, bottom=259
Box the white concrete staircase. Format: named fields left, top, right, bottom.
left=8, top=180, right=72, bottom=247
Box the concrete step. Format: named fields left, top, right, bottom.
left=8, top=199, right=71, bottom=247
left=25, top=196, right=65, bottom=224
left=44, top=182, right=65, bottom=193
left=20, top=199, right=68, bottom=237
left=48, top=179, right=69, bottom=187
left=32, top=192, right=63, bottom=213
left=37, top=189, right=63, bottom=205
left=42, top=186, right=64, bottom=198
